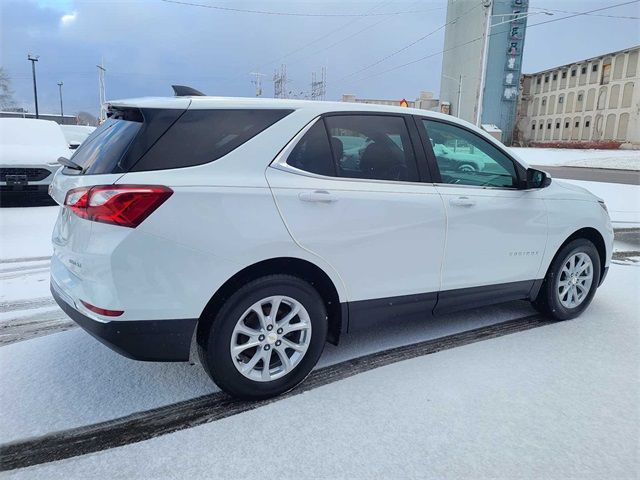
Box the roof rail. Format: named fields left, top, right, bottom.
left=171, top=85, right=206, bottom=97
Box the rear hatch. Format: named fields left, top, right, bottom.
left=49, top=100, right=190, bottom=306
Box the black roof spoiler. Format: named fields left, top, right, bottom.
left=172, top=85, right=206, bottom=97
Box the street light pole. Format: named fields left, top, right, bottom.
left=57, top=81, right=64, bottom=119
left=27, top=54, right=40, bottom=119
left=475, top=10, right=553, bottom=126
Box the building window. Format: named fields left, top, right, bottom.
left=559, top=96, right=564, bottom=103
left=556, top=122, right=560, bottom=129
left=541, top=98, right=547, bottom=106
left=562, top=71, right=567, bottom=79
left=532, top=124, right=536, bottom=130
left=536, top=77, right=541, bottom=85
left=565, top=121, right=570, bottom=128
left=547, top=123, right=552, bottom=129
left=585, top=120, right=591, bottom=127
left=571, top=69, right=577, bottom=77
left=581, top=66, right=587, bottom=74
left=575, top=121, right=580, bottom=127
left=544, top=75, right=549, bottom=83
left=553, top=73, right=558, bottom=81
left=592, top=64, right=598, bottom=72
left=577, top=93, right=584, bottom=101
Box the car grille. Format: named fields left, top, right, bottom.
left=0, top=168, right=52, bottom=182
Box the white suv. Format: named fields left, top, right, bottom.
left=49, top=94, right=613, bottom=399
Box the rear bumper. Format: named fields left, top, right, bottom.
left=51, top=282, right=197, bottom=362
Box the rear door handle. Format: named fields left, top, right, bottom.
left=298, top=190, right=338, bottom=203
left=449, top=196, right=476, bottom=207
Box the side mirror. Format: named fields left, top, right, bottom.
left=526, top=168, right=551, bottom=189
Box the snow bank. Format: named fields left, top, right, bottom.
left=511, top=147, right=639, bottom=171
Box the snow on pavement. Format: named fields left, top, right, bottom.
left=511, top=147, right=639, bottom=171
left=0, top=298, right=535, bottom=443
left=6, top=262, right=638, bottom=480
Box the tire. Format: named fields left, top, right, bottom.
left=199, top=275, right=328, bottom=400
left=533, top=238, right=601, bottom=321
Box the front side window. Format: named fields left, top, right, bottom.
left=422, top=120, right=518, bottom=189
left=324, top=115, right=418, bottom=182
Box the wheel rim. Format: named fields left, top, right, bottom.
left=557, top=252, right=594, bottom=309
left=230, top=295, right=312, bottom=382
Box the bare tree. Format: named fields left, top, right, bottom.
left=0, top=67, right=17, bottom=110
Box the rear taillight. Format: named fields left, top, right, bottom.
left=65, top=185, right=173, bottom=228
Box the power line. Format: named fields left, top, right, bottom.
left=347, top=0, right=640, bottom=84
left=527, top=0, right=640, bottom=27
left=338, top=2, right=479, bottom=82
left=159, top=0, right=441, bottom=17
left=531, top=6, right=639, bottom=20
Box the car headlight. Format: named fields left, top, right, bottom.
left=598, top=200, right=608, bottom=214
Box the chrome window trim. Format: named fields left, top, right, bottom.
left=270, top=115, right=430, bottom=188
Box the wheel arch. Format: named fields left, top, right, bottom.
left=196, top=257, right=345, bottom=350
left=550, top=227, right=607, bottom=282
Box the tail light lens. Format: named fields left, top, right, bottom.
left=65, top=185, right=173, bottom=228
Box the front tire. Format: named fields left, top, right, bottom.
left=533, top=238, right=601, bottom=321
left=199, top=275, right=328, bottom=400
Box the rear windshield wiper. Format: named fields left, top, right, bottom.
left=57, top=156, right=83, bottom=172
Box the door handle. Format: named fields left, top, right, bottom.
left=449, top=196, right=476, bottom=207
left=298, top=190, right=338, bottom=203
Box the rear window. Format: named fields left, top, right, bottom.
left=69, top=115, right=142, bottom=175
left=131, top=109, right=293, bottom=172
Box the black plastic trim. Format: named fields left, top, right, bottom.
left=433, top=280, right=536, bottom=315
left=51, top=284, right=197, bottom=362
left=346, top=280, right=542, bottom=330
left=347, top=292, right=438, bottom=332
left=599, top=266, right=609, bottom=286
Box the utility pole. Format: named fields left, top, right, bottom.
left=250, top=72, right=266, bottom=97
left=97, top=59, right=107, bottom=123
left=27, top=54, right=39, bottom=119
left=310, top=67, right=327, bottom=101
left=57, top=81, right=64, bottom=119
left=273, top=65, right=288, bottom=99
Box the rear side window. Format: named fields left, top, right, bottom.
left=286, top=121, right=335, bottom=176
left=70, top=115, right=142, bottom=175
left=324, top=115, right=419, bottom=182
left=133, top=109, right=292, bottom=172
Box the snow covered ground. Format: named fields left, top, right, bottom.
left=3, top=262, right=638, bottom=479
left=511, top=147, right=639, bottom=171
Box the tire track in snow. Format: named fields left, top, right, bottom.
left=0, top=310, right=76, bottom=346
left=0, top=314, right=552, bottom=471
left=0, top=297, right=56, bottom=313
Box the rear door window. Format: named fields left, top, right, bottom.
left=324, top=115, right=419, bottom=182
left=286, top=121, right=335, bottom=177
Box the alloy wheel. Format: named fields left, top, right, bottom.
left=557, top=252, right=593, bottom=309
left=230, top=295, right=312, bottom=382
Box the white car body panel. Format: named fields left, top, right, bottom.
left=435, top=184, right=548, bottom=290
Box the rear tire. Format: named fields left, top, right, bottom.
left=199, top=275, right=327, bottom=400
left=533, top=238, right=601, bottom=321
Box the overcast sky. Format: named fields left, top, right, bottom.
left=1, top=0, right=639, bottom=116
